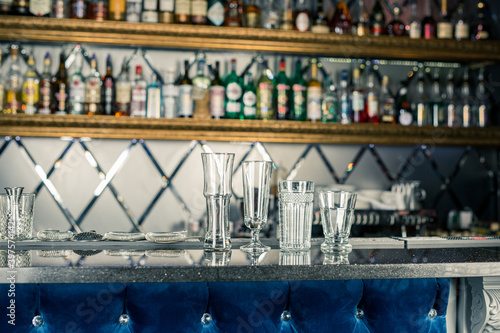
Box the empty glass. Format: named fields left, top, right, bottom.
left=279, top=180, right=315, bottom=251
left=201, top=153, right=234, bottom=251
left=240, top=161, right=273, bottom=254
left=319, top=190, right=357, bottom=254
left=0, top=191, right=35, bottom=240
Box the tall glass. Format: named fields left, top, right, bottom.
left=319, top=190, right=357, bottom=254
left=0, top=193, right=35, bottom=240
left=240, top=161, right=273, bottom=254
left=201, top=153, right=234, bottom=251
left=278, top=180, right=314, bottom=251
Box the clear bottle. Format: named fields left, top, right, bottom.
left=293, top=0, right=310, bottom=32
left=141, top=0, right=159, bottom=23
left=52, top=51, right=69, bottom=115
left=242, top=72, right=257, bottom=120
left=209, top=61, right=225, bottom=119
left=146, top=73, right=162, bottom=118
left=331, top=1, right=351, bottom=35
left=256, top=60, right=275, bottom=119
left=437, top=0, right=453, bottom=39
left=4, top=46, right=23, bottom=114
left=366, top=70, right=379, bottom=123
left=162, top=68, right=178, bottom=119
left=261, top=0, right=280, bottom=29
left=275, top=55, right=290, bottom=120
left=115, top=59, right=131, bottom=116
left=22, top=55, right=40, bottom=115
left=243, top=0, right=259, bottom=28
left=38, top=52, right=53, bottom=115
left=444, top=70, right=458, bottom=127
left=207, top=0, right=224, bottom=26
left=109, top=0, right=125, bottom=20
left=414, top=71, right=429, bottom=126
left=369, top=0, right=385, bottom=36
left=352, top=0, right=369, bottom=36
left=471, top=1, right=490, bottom=41
left=130, top=65, right=147, bottom=117
left=159, top=0, right=174, bottom=23
left=474, top=68, right=489, bottom=127
left=85, top=54, right=103, bottom=115
left=30, top=0, right=52, bottom=17
left=311, top=0, right=329, bottom=34
left=429, top=69, right=444, bottom=127
left=225, top=58, right=243, bottom=119
left=224, top=0, right=242, bottom=27
left=321, top=76, right=338, bottom=123
left=387, top=4, right=406, bottom=36
left=351, top=67, right=367, bottom=123
left=69, top=53, right=86, bottom=115
left=380, top=75, right=396, bottom=124
left=126, top=0, right=142, bottom=21
left=177, top=60, right=194, bottom=118
left=191, top=0, right=207, bottom=24
left=290, top=57, right=307, bottom=121
left=192, top=60, right=211, bottom=101
left=453, top=1, right=469, bottom=41
left=52, top=0, right=70, bottom=18
left=408, top=0, right=421, bottom=39
left=459, top=68, right=471, bottom=128
left=102, top=54, right=115, bottom=116
left=422, top=0, right=436, bottom=39
left=338, top=69, right=351, bottom=124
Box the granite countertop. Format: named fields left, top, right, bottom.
left=1, top=237, right=499, bottom=284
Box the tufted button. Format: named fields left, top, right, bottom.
left=428, top=308, right=437, bottom=319
left=201, top=313, right=212, bottom=325
left=32, top=315, right=44, bottom=327
left=281, top=310, right=291, bottom=321
left=355, top=309, right=364, bottom=319
left=119, top=314, right=130, bottom=326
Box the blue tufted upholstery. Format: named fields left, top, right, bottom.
left=0, top=278, right=449, bottom=332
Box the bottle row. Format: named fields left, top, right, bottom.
left=0, top=0, right=493, bottom=41
left=0, top=45, right=493, bottom=128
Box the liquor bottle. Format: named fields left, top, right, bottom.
left=408, top=0, right=421, bottom=39
left=281, top=0, right=293, bottom=30
left=379, top=75, right=396, bottom=124
left=369, top=0, right=385, bottom=36
left=146, top=73, right=162, bottom=118
left=207, top=0, right=224, bottom=26
left=225, top=58, right=242, bottom=119
left=126, top=0, right=141, bottom=22
left=352, top=0, right=369, bottom=36
left=22, top=55, right=39, bottom=115
left=275, top=56, right=290, bottom=120
left=242, top=72, right=257, bottom=119
left=89, top=0, right=108, bottom=21
left=422, top=0, right=436, bottom=39
left=130, top=65, right=147, bottom=117
left=429, top=69, right=444, bottom=127
left=102, top=54, right=115, bottom=116
left=209, top=61, right=225, bottom=119
left=306, top=59, right=321, bottom=122
left=4, top=46, right=23, bottom=114
left=69, top=53, right=85, bottom=115
left=350, top=68, right=367, bottom=123
left=444, top=70, right=457, bottom=127
left=0, top=0, right=12, bottom=14
left=191, top=0, right=207, bottom=24
left=159, top=0, right=174, bottom=23
left=192, top=59, right=211, bottom=103
left=459, top=68, right=471, bottom=128
left=261, top=0, right=280, bottom=29
left=141, top=0, right=159, bottom=23
left=85, top=54, right=103, bottom=115
left=474, top=68, right=488, bottom=127
left=12, top=0, right=29, bottom=15
left=29, top=0, right=52, bottom=16
left=38, top=52, right=53, bottom=115
left=321, top=76, right=338, bottom=123
left=471, top=1, right=490, bottom=41
left=224, top=0, right=242, bottom=27
left=290, top=57, right=306, bottom=121
left=71, top=0, right=89, bottom=19
left=366, top=70, right=379, bottom=123
left=330, top=1, right=351, bottom=35
left=293, top=0, right=310, bottom=32
left=414, top=71, right=428, bottom=126
left=338, top=70, right=350, bottom=124
left=52, top=0, right=69, bottom=18
left=0, top=50, right=4, bottom=113
left=311, top=0, right=329, bottom=34
left=397, top=87, right=413, bottom=126
left=174, top=0, right=190, bottom=23
left=162, top=68, right=178, bottom=118
left=115, top=60, right=131, bottom=116
left=109, top=0, right=125, bottom=20
left=436, top=0, right=453, bottom=39
left=256, top=60, right=274, bottom=120
left=387, top=4, right=405, bottom=36
left=243, top=0, right=259, bottom=28
left=52, top=52, right=69, bottom=115
left=453, top=2, right=469, bottom=41
left=178, top=60, right=193, bottom=118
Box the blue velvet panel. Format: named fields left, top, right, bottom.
left=126, top=282, right=208, bottom=333
left=0, top=283, right=38, bottom=332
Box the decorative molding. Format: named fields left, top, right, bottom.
left=469, top=277, right=500, bottom=333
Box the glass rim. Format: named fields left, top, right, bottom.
left=318, top=190, right=357, bottom=195
left=0, top=193, right=35, bottom=197
left=201, top=152, right=235, bottom=156
left=242, top=160, right=273, bottom=164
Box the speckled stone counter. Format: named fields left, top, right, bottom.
left=0, top=237, right=499, bottom=284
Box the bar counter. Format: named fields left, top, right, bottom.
left=1, top=237, right=499, bottom=284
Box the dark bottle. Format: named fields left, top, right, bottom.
left=224, top=0, right=242, bottom=27
left=209, top=61, right=225, bottom=119
left=39, top=52, right=53, bottom=115
left=330, top=1, right=351, bottom=35
left=52, top=52, right=69, bottom=115
left=421, top=0, right=436, bottom=39
left=71, top=0, right=88, bottom=18
left=29, top=0, right=52, bottom=17
left=102, top=54, right=115, bottom=116
left=178, top=60, right=193, bottom=118
left=290, top=57, right=306, bottom=121
left=311, top=0, right=329, bottom=34
left=243, top=0, right=259, bottom=28
left=0, top=0, right=12, bottom=14
left=275, top=55, right=290, bottom=120
left=191, top=0, right=207, bottom=24
left=293, top=0, right=310, bottom=32
left=369, top=0, right=385, bottom=36
left=89, top=0, right=108, bottom=21
left=471, top=1, right=490, bottom=41
left=387, top=4, right=406, bottom=36
left=12, top=0, right=29, bottom=15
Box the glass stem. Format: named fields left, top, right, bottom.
left=251, top=229, right=260, bottom=244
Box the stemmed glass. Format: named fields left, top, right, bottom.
left=240, top=161, right=273, bottom=254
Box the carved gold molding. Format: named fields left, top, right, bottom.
left=0, top=16, right=499, bottom=61
left=0, top=114, right=499, bottom=146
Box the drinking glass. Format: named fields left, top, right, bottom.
left=240, top=161, right=273, bottom=254
left=319, top=190, right=357, bottom=254
left=0, top=191, right=35, bottom=240
left=278, top=180, right=315, bottom=251
left=201, top=153, right=234, bottom=251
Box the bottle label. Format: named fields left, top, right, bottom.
left=226, top=101, right=241, bottom=113
left=258, top=83, right=273, bottom=117
left=175, top=0, right=190, bottom=15
left=292, top=84, right=306, bottom=118
left=70, top=77, right=85, bottom=102
left=209, top=85, right=225, bottom=117
left=322, top=97, right=338, bottom=122
left=455, top=23, right=469, bottom=40
left=159, top=0, right=174, bottom=11
left=399, top=111, right=413, bottom=126
left=351, top=91, right=365, bottom=112
left=116, top=83, right=131, bottom=104
left=437, top=22, right=453, bottom=39
left=295, top=12, right=310, bottom=32
left=192, top=0, right=207, bottom=16
left=72, top=0, right=87, bottom=18
left=22, top=80, right=39, bottom=106
left=178, top=84, right=193, bottom=116
left=147, top=87, right=162, bottom=118
left=409, top=22, right=421, bottom=39
left=246, top=12, right=258, bottom=28
left=307, top=86, right=321, bottom=121
left=55, top=83, right=67, bottom=114
left=85, top=79, right=101, bottom=103
left=226, top=82, right=242, bottom=101
left=207, top=1, right=224, bottom=26
left=476, top=30, right=489, bottom=40
left=143, top=0, right=157, bottom=10
left=39, top=82, right=52, bottom=111
left=126, top=0, right=141, bottom=22
left=276, top=83, right=289, bottom=117
left=142, top=11, right=159, bottom=22
left=371, top=23, right=383, bottom=36
left=367, top=93, right=379, bottom=118
left=131, top=85, right=147, bottom=117
left=29, top=0, right=50, bottom=16
left=92, top=2, right=108, bottom=20
left=6, top=96, right=22, bottom=113
left=424, top=23, right=435, bottom=39
left=242, top=90, right=257, bottom=116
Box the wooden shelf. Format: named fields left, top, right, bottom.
left=1, top=114, right=499, bottom=146
left=0, top=16, right=499, bottom=62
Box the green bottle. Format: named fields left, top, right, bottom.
left=275, top=55, right=290, bottom=120
left=321, top=76, right=339, bottom=123
left=256, top=60, right=275, bottom=120
left=290, top=57, right=307, bottom=121
left=225, top=58, right=243, bottom=119
left=242, top=72, right=257, bottom=119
